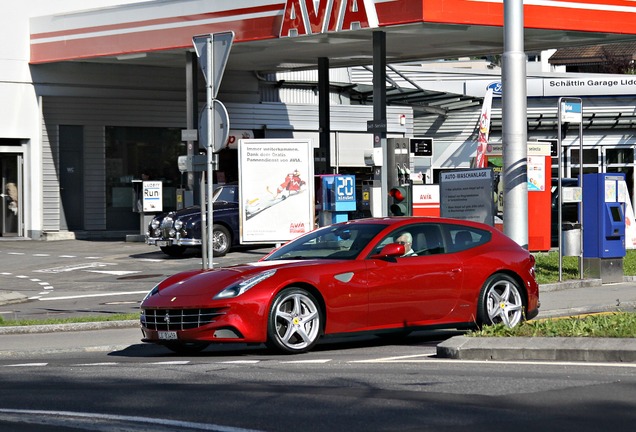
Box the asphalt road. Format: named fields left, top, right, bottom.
left=2, top=239, right=636, bottom=430
left=0, top=240, right=273, bottom=321
left=1, top=331, right=636, bottom=431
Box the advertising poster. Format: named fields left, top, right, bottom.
left=142, top=181, right=163, bottom=212
left=238, top=139, right=314, bottom=244
left=527, top=155, right=546, bottom=192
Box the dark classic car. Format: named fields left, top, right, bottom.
left=146, top=183, right=239, bottom=257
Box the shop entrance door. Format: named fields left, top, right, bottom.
left=1, top=154, right=22, bottom=237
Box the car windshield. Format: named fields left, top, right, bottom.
left=264, top=223, right=388, bottom=261
left=212, top=185, right=238, bottom=203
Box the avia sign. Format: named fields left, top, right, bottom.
left=280, top=0, right=379, bottom=37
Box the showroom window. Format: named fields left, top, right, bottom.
left=105, top=126, right=183, bottom=230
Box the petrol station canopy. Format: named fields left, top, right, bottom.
left=30, top=0, right=636, bottom=71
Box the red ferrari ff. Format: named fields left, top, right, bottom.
left=140, top=217, right=539, bottom=354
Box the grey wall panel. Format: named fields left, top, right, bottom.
left=42, top=97, right=187, bottom=232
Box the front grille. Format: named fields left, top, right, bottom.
left=160, top=216, right=174, bottom=238
left=142, top=308, right=225, bottom=331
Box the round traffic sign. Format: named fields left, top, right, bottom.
left=199, top=99, right=230, bottom=153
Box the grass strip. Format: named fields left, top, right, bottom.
left=471, top=312, right=636, bottom=338
left=0, top=313, right=139, bottom=327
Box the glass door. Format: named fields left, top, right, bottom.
left=1, top=154, right=22, bottom=237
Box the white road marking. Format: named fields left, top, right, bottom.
left=150, top=361, right=191, bottom=365
left=33, top=254, right=50, bottom=257
left=59, top=255, right=77, bottom=258
left=352, top=354, right=435, bottom=363
left=35, top=262, right=116, bottom=273
left=73, top=362, right=119, bottom=366
left=282, top=359, right=332, bottom=364
left=0, top=409, right=265, bottom=432
left=351, top=356, right=636, bottom=368
left=86, top=270, right=141, bottom=276
left=220, top=360, right=261, bottom=364
left=4, top=363, right=48, bottom=367
left=38, top=291, right=148, bottom=301
left=7, top=252, right=24, bottom=255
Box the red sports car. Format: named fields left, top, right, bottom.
left=140, top=217, right=539, bottom=354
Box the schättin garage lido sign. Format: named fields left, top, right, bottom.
left=544, top=77, right=636, bottom=96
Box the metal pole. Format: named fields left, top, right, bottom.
left=502, top=0, right=528, bottom=248
left=206, top=37, right=214, bottom=269
left=557, top=97, right=584, bottom=281
left=200, top=174, right=207, bottom=269
left=373, top=31, right=388, bottom=216
left=579, top=102, right=584, bottom=280
left=557, top=98, right=564, bottom=281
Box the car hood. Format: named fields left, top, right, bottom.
left=150, top=260, right=324, bottom=300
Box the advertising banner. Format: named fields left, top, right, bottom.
left=239, top=139, right=314, bottom=244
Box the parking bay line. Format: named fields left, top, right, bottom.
left=38, top=291, right=148, bottom=301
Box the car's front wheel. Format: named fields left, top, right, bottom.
left=266, top=288, right=322, bottom=354
left=477, top=274, right=525, bottom=328
left=212, top=224, right=231, bottom=257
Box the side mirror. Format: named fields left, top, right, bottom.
left=371, top=243, right=405, bottom=260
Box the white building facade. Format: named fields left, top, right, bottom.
left=3, top=1, right=636, bottom=239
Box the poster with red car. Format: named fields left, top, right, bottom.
left=238, top=139, right=314, bottom=244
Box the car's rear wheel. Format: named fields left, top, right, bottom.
left=163, top=342, right=209, bottom=355
left=266, top=288, right=322, bottom=354
left=477, top=274, right=525, bottom=328
left=212, top=224, right=231, bottom=257
left=160, top=245, right=187, bottom=257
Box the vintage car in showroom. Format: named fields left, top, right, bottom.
left=140, top=216, right=540, bottom=354
left=146, top=183, right=239, bottom=257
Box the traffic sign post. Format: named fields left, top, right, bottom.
left=193, top=31, right=235, bottom=269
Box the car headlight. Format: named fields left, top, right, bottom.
left=142, top=285, right=159, bottom=301
left=213, top=269, right=277, bottom=300
left=150, top=219, right=160, bottom=229
left=174, top=220, right=183, bottom=230
left=168, top=228, right=177, bottom=237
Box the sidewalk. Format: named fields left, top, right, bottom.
left=438, top=278, right=636, bottom=362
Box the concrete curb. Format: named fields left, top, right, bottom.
left=540, top=278, right=603, bottom=292
left=437, top=335, right=636, bottom=363
left=0, top=290, right=29, bottom=306
left=0, top=320, right=139, bottom=335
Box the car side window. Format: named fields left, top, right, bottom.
left=411, top=224, right=446, bottom=255
left=445, top=224, right=491, bottom=252
left=369, top=223, right=447, bottom=257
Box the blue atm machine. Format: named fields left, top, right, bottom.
left=583, top=173, right=626, bottom=283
